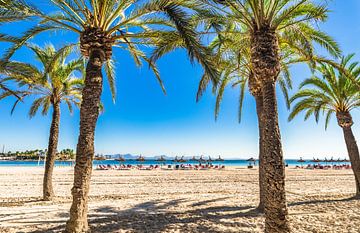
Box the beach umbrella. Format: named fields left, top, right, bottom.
left=323, top=158, right=328, bottom=164
left=215, top=155, right=224, bottom=161
left=207, top=156, right=213, bottom=163
left=297, top=157, right=306, bottom=166
left=343, top=158, right=350, bottom=162
left=198, top=155, right=206, bottom=163
left=179, top=156, right=187, bottom=163
left=156, top=155, right=166, bottom=162
left=329, top=157, right=336, bottom=163
left=311, top=158, right=321, bottom=163
left=247, top=157, right=256, bottom=166
left=246, top=157, right=256, bottom=167
left=136, top=155, right=145, bottom=162
left=297, top=157, right=306, bottom=163
left=172, top=156, right=179, bottom=163
left=116, top=156, right=126, bottom=163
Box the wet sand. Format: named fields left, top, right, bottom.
left=0, top=167, right=359, bottom=232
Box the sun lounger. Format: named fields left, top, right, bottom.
left=118, top=165, right=131, bottom=170
left=161, top=165, right=173, bottom=170
left=96, top=165, right=109, bottom=170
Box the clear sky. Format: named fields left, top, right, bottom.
left=0, top=1, right=359, bottom=159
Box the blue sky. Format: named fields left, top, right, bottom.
left=0, top=1, right=359, bottom=159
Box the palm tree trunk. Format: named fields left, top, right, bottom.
left=342, top=126, right=360, bottom=196
left=254, top=94, right=265, bottom=212
left=66, top=49, right=105, bottom=233
left=262, top=80, right=290, bottom=233
left=251, top=27, right=290, bottom=232
left=43, top=102, right=60, bottom=201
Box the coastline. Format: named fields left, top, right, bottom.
left=0, top=159, right=351, bottom=167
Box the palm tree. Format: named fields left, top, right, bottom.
left=289, top=54, right=360, bottom=196
left=0, top=1, right=218, bottom=232
left=205, top=17, right=339, bottom=212
left=195, top=1, right=340, bottom=231
left=0, top=78, right=17, bottom=98
left=0, top=44, right=83, bottom=201
left=0, top=64, right=21, bottom=99
left=209, top=39, right=293, bottom=212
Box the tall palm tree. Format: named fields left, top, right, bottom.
left=194, top=0, right=341, bottom=231
left=0, top=44, right=83, bottom=201
left=210, top=38, right=293, bottom=212
left=0, top=1, right=218, bottom=232
left=205, top=18, right=339, bottom=212
left=289, top=54, right=360, bottom=196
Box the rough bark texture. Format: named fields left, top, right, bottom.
left=43, top=101, right=60, bottom=201
left=261, top=81, right=290, bottom=232
left=251, top=26, right=290, bottom=232
left=80, top=27, right=114, bottom=60
left=66, top=49, right=105, bottom=233
left=337, top=112, right=360, bottom=196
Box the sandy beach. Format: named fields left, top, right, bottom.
left=0, top=167, right=359, bottom=233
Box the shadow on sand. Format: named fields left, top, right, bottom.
left=29, top=198, right=261, bottom=233
left=27, top=195, right=359, bottom=232
left=288, top=195, right=359, bottom=207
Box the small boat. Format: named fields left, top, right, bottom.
left=198, top=155, right=206, bottom=163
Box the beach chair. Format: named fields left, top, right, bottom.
left=99, top=165, right=108, bottom=170
left=119, top=165, right=131, bottom=170
left=161, top=165, right=173, bottom=170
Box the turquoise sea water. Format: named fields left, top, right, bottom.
left=0, top=159, right=351, bottom=167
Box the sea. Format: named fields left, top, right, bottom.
left=0, top=159, right=351, bottom=167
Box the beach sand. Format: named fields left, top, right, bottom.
left=0, top=166, right=359, bottom=232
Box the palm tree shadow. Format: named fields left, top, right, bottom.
left=84, top=198, right=261, bottom=233
left=0, top=197, right=45, bottom=207
left=28, top=195, right=359, bottom=232
left=29, top=198, right=261, bottom=232
left=289, top=195, right=359, bottom=207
